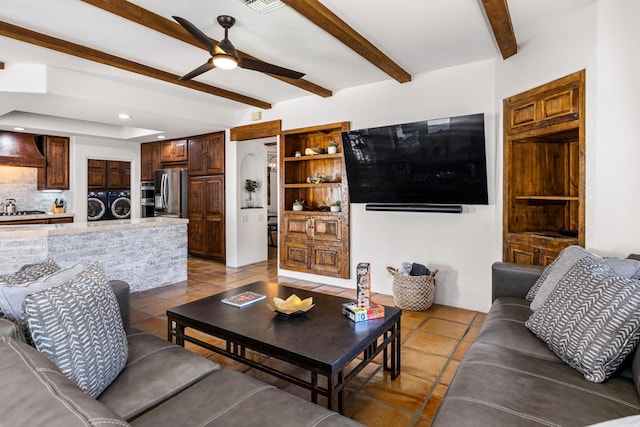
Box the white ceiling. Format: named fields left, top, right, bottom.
left=0, top=0, right=597, bottom=142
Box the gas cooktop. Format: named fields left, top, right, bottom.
left=0, top=210, right=47, bottom=216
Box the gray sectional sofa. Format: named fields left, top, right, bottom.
left=433, top=262, right=640, bottom=427
left=0, top=280, right=362, bottom=427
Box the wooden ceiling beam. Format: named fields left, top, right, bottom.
left=0, top=20, right=271, bottom=109
left=0, top=62, right=4, bottom=70
left=281, top=0, right=411, bottom=83
left=481, top=0, right=518, bottom=59
left=80, top=0, right=332, bottom=98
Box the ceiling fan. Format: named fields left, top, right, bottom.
left=173, top=15, right=305, bottom=81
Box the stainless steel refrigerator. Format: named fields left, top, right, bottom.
left=154, top=169, right=188, bottom=218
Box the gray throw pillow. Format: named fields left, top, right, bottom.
left=24, top=263, right=128, bottom=398
left=526, top=246, right=640, bottom=310
left=526, top=257, right=640, bottom=383
left=0, top=257, right=61, bottom=286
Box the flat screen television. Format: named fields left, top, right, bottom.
left=341, top=113, right=488, bottom=206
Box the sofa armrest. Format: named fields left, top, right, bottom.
left=492, top=262, right=544, bottom=301
left=109, top=280, right=130, bottom=330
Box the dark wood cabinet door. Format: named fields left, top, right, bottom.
left=88, top=159, right=106, bottom=189
left=188, top=175, right=225, bottom=260
left=173, top=140, right=188, bottom=162
left=310, top=243, right=342, bottom=276
left=106, top=161, right=123, bottom=189
left=281, top=241, right=311, bottom=270
left=141, top=142, right=160, bottom=181
left=204, top=133, right=224, bottom=175
left=37, top=136, right=69, bottom=190
left=188, top=138, right=205, bottom=176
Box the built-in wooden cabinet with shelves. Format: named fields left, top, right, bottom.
left=188, top=132, right=224, bottom=176
left=279, top=122, right=350, bottom=279
left=141, top=142, right=160, bottom=181
left=87, top=159, right=107, bottom=189
left=37, top=136, right=69, bottom=190
left=87, top=159, right=130, bottom=190
left=503, top=70, right=585, bottom=266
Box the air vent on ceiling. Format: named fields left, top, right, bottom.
left=240, top=0, right=285, bottom=14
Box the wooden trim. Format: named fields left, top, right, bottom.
left=80, top=0, right=332, bottom=98
left=0, top=62, right=4, bottom=70
left=481, top=0, right=518, bottom=59
left=0, top=20, right=271, bottom=109
left=281, top=0, right=411, bottom=83
left=230, top=120, right=282, bottom=141
left=282, top=121, right=349, bottom=135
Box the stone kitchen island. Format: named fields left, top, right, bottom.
left=0, top=217, right=188, bottom=291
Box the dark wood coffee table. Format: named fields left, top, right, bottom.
left=167, top=281, right=401, bottom=414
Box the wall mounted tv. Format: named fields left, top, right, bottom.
left=341, top=113, right=488, bottom=208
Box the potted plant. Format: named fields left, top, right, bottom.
left=293, top=199, right=304, bottom=211
left=330, top=200, right=341, bottom=212
left=327, top=141, right=338, bottom=154
left=244, top=179, right=259, bottom=208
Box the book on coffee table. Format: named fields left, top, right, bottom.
left=222, top=291, right=266, bottom=308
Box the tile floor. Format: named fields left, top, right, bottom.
left=129, top=255, right=486, bottom=427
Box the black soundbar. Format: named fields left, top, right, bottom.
left=365, top=203, right=463, bottom=213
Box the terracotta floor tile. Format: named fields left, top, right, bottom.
left=129, top=308, right=152, bottom=325
left=362, top=370, right=434, bottom=412
left=439, top=360, right=459, bottom=386
left=452, top=340, right=472, bottom=361
left=131, top=317, right=167, bottom=335
left=420, top=318, right=468, bottom=340
left=401, top=311, right=431, bottom=330
left=401, top=347, right=448, bottom=382
left=463, top=326, right=481, bottom=343
left=472, top=312, right=488, bottom=327
left=344, top=394, right=415, bottom=427
left=433, top=306, right=476, bottom=324
left=139, top=299, right=182, bottom=317
left=422, top=384, right=448, bottom=420
left=404, top=331, right=458, bottom=357
left=413, top=416, right=433, bottom=427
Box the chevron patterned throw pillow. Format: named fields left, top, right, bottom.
left=526, top=257, right=640, bottom=383
left=24, top=263, right=128, bottom=397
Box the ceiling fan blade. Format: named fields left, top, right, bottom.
left=179, top=59, right=215, bottom=81
left=238, top=57, right=305, bottom=79
left=173, top=16, right=216, bottom=55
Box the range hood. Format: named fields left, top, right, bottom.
left=0, top=132, right=46, bottom=168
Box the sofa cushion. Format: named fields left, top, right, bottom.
left=433, top=342, right=640, bottom=427
left=24, top=263, right=128, bottom=397
left=99, top=330, right=221, bottom=421
left=526, top=246, right=640, bottom=310
left=0, top=337, right=128, bottom=427
left=129, top=368, right=363, bottom=427
left=526, top=257, right=640, bottom=383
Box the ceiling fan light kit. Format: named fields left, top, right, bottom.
left=173, top=14, right=305, bottom=81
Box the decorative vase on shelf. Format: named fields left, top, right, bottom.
left=327, top=145, right=337, bottom=154
left=246, top=196, right=254, bottom=208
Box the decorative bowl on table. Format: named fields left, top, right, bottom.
left=269, top=294, right=314, bottom=316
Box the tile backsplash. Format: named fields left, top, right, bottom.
left=0, top=167, right=74, bottom=212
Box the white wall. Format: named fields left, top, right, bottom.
left=238, top=59, right=499, bottom=312
left=71, top=136, right=140, bottom=221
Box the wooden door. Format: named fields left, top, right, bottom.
left=310, top=243, right=342, bottom=276
left=188, top=177, right=206, bottom=255
left=204, top=133, right=224, bottom=175
left=37, top=136, right=69, bottom=190
left=205, top=175, right=225, bottom=259
left=281, top=241, right=311, bottom=270
left=188, top=137, right=205, bottom=176
left=106, top=161, right=124, bottom=189
left=88, top=159, right=106, bottom=189
left=141, top=142, right=160, bottom=181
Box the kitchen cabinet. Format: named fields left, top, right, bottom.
left=188, top=132, right=224, bottom=176
left=188, top=175, right=225, bottom=260
left=37, top=136, right=69, bottom=190
left=161, top=139, right=188, bottom=164
left=141, top=142, right=160, bottom=181
left=279, top=122, right=350, bottom=279
left=88, top=159, right=107, bottom=189
left=503, top=70, right=585, bottom=266
left=0, top=216, right=73, bottom=226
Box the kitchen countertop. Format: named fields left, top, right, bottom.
left=0, top=216, right=188, bottom=236
left=0, top=212, right=75, bottom=222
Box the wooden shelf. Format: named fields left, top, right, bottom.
left=514, top=196, right=580, bottom=201
left=284, top=183, right=341, bottom=189
left=284, top=153, right=342, bottom=162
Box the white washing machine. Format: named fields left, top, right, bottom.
left=108, top=191, right=131, bottom=220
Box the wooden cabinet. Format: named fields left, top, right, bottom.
left=188, top=132, right=224, bottom=176
left=88, top=159, right=107, bottom=189
left=0, top=216, right=73, bottom=226
left=279, top=122, right=350, bottom=279
left=188, top=175, right=225, bottom=260
left=37, top=136, right=69, bottom=190
left=161, top=140, right=188, bottom=164
left=88, top=159, right=130, bottom=189
left=141, top=142, right=160, bottom=181
left=503, top=70, right=585, bottom=266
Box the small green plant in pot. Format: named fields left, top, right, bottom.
left=327, top=141, right=338, bottom=154
left=244, top=179, right=259, bottom=207
left=330, top=200, right=341, bottom=212
left=293, top=199, right=304, bottom=211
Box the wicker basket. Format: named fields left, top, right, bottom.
left=386, top=266, right=438, bottom=311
